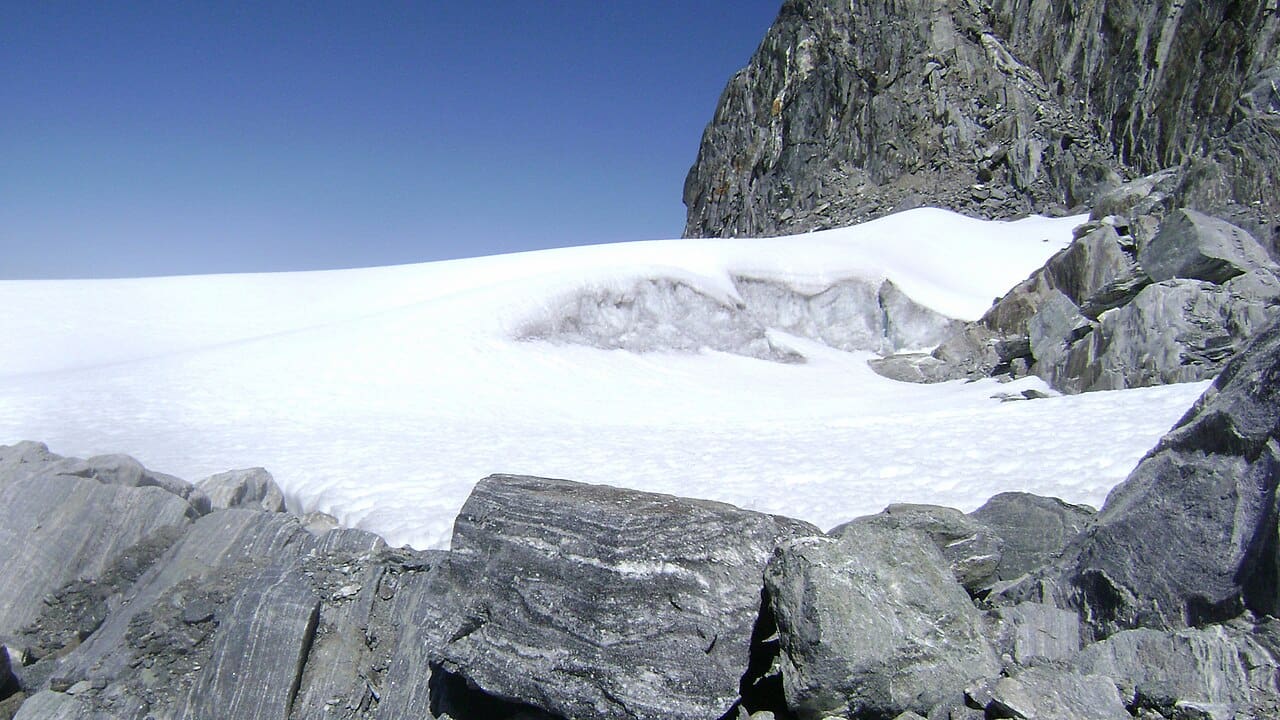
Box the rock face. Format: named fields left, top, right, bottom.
left=831, top=503, right=1004, bottom=593
left=434, top=474, right=820, bottom=720
left=1048, top=320, right=1280, bottom=637
left=764, top=525, right=1000, bottom=719
left=685, top=0, right=1280, bottom=253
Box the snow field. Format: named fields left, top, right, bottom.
left=0, top=209, right=1208, bottom=548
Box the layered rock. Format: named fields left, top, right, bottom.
left=434, top=474, right=819, bottom=720
left=683, top=0, right=1115, bottom=238
left=685, top=0, right=1280, bottom=254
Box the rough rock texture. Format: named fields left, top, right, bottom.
left=197, top=467, right=287, bottom=512
left=683, top=0, right=1118, bottom=238
left=764, top=525, right=1000, bottom=719
left=685, top=0, right=1280, bottom=251
left=970, top=492, right=1095, bottom=582
left=831, top=503, right=1004, bottom=593
left=1053, top=320, right=1280, bottom=638
left=515, top=274, right=960, bottom=362
left=1073, top=624, right=1280, bottom=717
left=0, top=447, right=200, bottom=639
left=433, top=474, right=820, bottom=720
left=890, top=194, right=1280, bottom=393
left=978, top=667, right=1131, bottom=720
left=993, top=603, right=1082, bottom=666
left=1141, top=209, right=1278, bottom=284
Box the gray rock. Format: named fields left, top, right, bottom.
left=196, top=467, right=286, bottom=512
left=175, top=565, right=320, bottom=720
left=764, top=525, right=1000, bottom=719
left=371, top=552, right=459, bottom=720
left=831, top=503, right=1003, bottom=593
left=1073, top=624, right=1280, bottom=716
left=42, top=453, right=210, bottom=515
left=48, top=509, right=316, bottom=684
left=686, top=0, right=1280, bottom=240
left=970, top=492, right=1095, bottom=582
left=682, top=0, right=1120, bottom=239
left=0, top=442, right=60, bottom=492
left=982, top=667, right=1130, bottom=720
left=994, top=603, right=1081, bottom=666
left=1140, top=209, right=1274, bottom=284
left=433, top=474, right=819, bottom=720
left=0, top=465, right=196, bottom=638
left=301, top=510, right=341, bottom=534
left=1057, top=320, right=1280, bottom=637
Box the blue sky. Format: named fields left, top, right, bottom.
left=0, top=1, right=781, bottom=279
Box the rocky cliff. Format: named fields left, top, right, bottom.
left=684, top=0, right=1280, bottom=258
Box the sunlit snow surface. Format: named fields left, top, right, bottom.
left=0, top=209, right=1208, bottom=549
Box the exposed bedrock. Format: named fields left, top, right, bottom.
left=515, top=275, right=961, bottom=361
left=685, top=0, right=1280, bottom=249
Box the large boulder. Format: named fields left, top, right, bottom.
left=432, top=475, right=819, bottom=720
left=1057, top=319, right=1280, bottom=637
left=970, top=492, right=1095, bottom=582
left=1140, top=208, right=1276, bottom=284
left=764, top=524, right=1000, bottom=719
left=197, top=467, right=286, bottom=513
left=831, top=503, right=1003, bottom=593
left=174, top=565, right=320, bottom=720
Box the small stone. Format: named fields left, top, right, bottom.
left=65, top=680, right=93, bottom=695
left=332, top=584, right=361, bottom=601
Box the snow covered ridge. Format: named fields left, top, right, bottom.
left=0, top=208, right=1209, bottom=550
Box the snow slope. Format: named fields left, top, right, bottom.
left=0, top=209, right=1207, bottom=549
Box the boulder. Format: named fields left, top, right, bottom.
left=432, top=474, right=820, bottom=720
left=1058, top=320, right=1280, bottom=637
left=41, top=453, right=211, bottom=515
left=0, top=442, right=60, bottom=492
left=1140, top=209, right=1274, bottom=284
left=1073, top=625, right=1280, bottom=717
left=764, top=524, right=1000, bottom=719
left=831, top=503, right=1003, bottom=593
left=978, top=667, right=1131, bottom=720
left=970, top=492, right=1094, bottom=582
left=197, top=467, right=286, bottom=512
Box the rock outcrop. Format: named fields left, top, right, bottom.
left=885, top=185, right=1280, bottom=392
left=1046, top=319, right=1280, bottom=638
left=685, top=0, right=1280, bottom=254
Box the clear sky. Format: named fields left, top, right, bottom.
left=1, top=1, right=782, bottom=279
